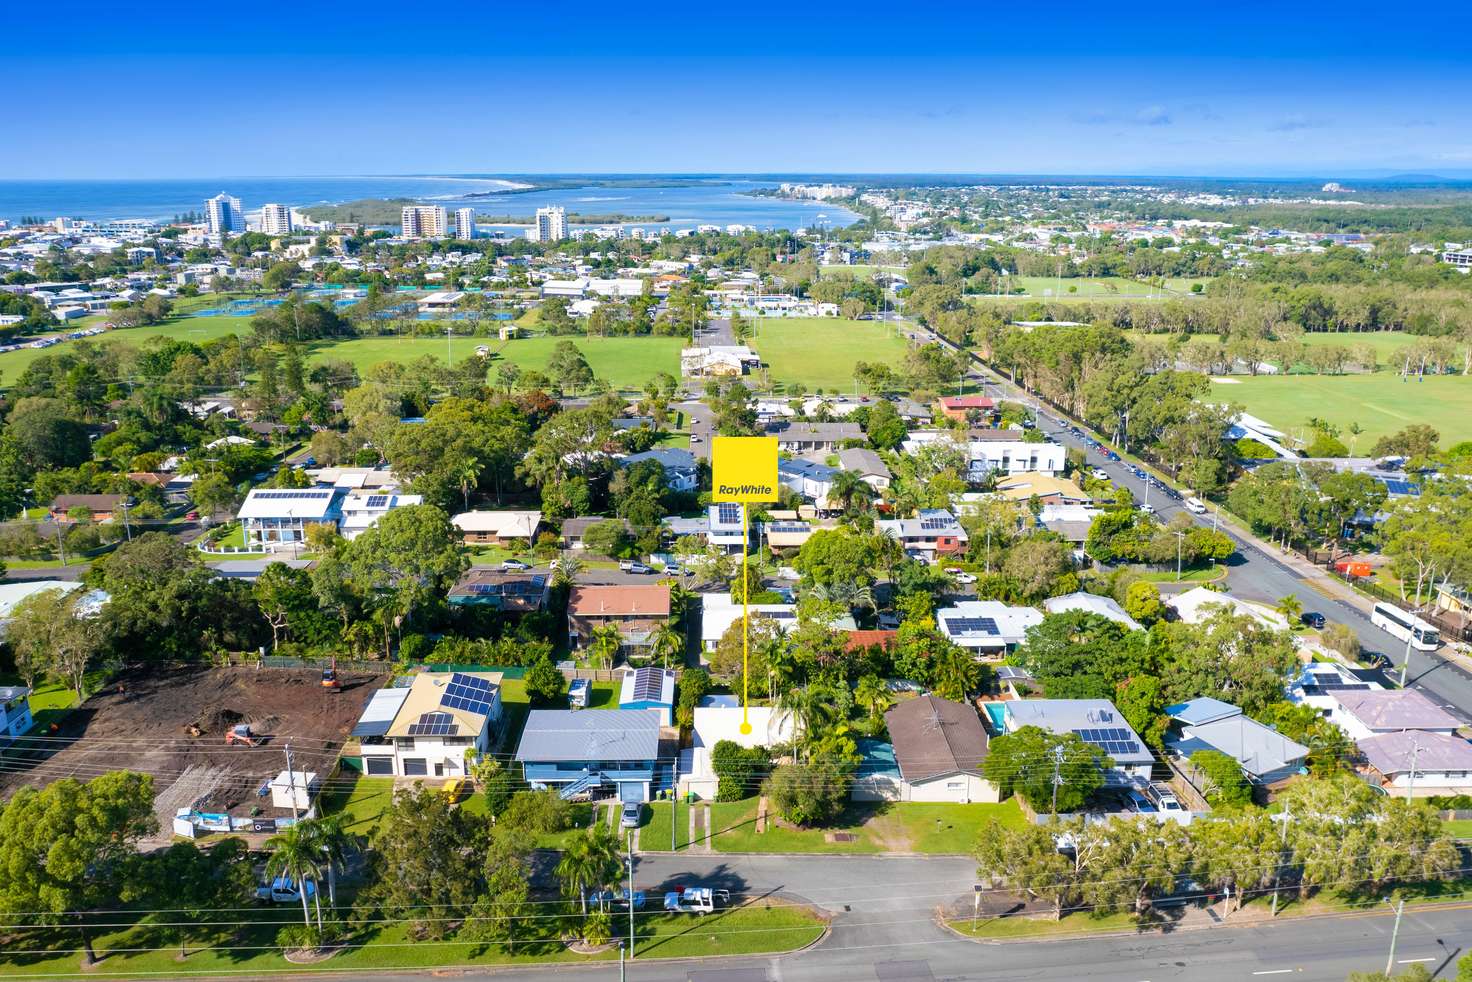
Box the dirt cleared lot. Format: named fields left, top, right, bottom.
left=0, top=666, right=383, bottom=832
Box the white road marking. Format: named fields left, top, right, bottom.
left=1252, top=972, right=1295, bottom=976
left=1398, top=958, right=1435, bottom=964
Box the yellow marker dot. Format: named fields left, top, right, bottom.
left=739, top=722, right=752, bottom=735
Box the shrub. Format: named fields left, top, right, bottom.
left=762, top=760, right=851, bottom=827
left=710, top=740, right=769, bottom=802
left=525, top=656, right=567, bottom=705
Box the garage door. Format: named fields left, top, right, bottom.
left=402, top=758, right=427, bottom=776
left=364, top=757, right=393, bottom=776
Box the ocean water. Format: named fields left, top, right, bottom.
left=0, top=175, right=860, bottom=230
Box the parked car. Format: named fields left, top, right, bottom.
left=588, top=889, right=647, bottom=910
left=1184, top=496, right=1207, bottom=514
left=1139, top=503, right=1156, bottom=515
left=662, top=562, right=684, bottom=576
left=441, top=777, right=470, bottom=802
left=501, top=559, right=530, bottom=571
left=1147, top=782, right=1184, bottom=813
left=257, top=876, right=317, bottom=904
left=1300, top=611, right=1326, bottom=629
left=1091, top=468, right=1109, bottom=481
left=627, top=562, right=652, bottom=574
left=953, top=572, right=977, bottom=584
left=1125, top=789, right=1157, bottom=813
left=620, top=801, right=643, bottom=828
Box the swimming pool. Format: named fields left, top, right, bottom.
left=982, top=702, right=1007, bottom=734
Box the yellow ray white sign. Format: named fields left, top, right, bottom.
left=710, top=436, right=778, bottom=734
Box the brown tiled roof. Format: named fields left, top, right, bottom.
left=846, top=629, right=898, bottom=652
left=50, top=494, right=126, bottom=510
left=568, top=584, right=671, bottom=617
left=884, top=695, right=989, bottom=783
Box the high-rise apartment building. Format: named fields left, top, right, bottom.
left=453, top=207, right=477, bottom=240
left=401, top=205, right=448, bottom=240
left=529, top=205, right=568, bottom=243
left=260, top=203, right=293, bottom=236
left=205, top=193, right=244, bottom=236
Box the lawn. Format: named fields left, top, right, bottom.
left=948, top=909, right=1139, bottom=939
left=709, top=798, right=1024, bottom=854
left=1135, top=566, right=1227, bottom=584
left=1446, top=818, right=1472, bottom=838
left=303, top=335, right=683, bottom=391
left=0, top=897, right=823, bottom=978
left=0, top=314, right=254, bottom=378
left=971, top=276, right=1211, bottom=301
left=1207, top=373, right=1472, bottom=447
left=640, top=799, right=699, bottom=851
left=1127, top=329, right=1425, bottom=368
left=749, top=317, right=911, bottom=393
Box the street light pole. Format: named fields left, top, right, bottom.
left=1399, top=630, right=1413, bottom=688
left=1384, top=897, right=1405, bottom=975
left=626, top=828, right=636, bottom=960
left=1175, top=530, right=1185, bottom=581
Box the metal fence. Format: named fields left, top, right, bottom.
left=259, top=654, right=386, bottom=673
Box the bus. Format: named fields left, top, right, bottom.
left=1370, top=602, right=1440, bottom=651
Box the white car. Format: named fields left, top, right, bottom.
left=501, top=559, right=530, bottom=571
left=953, top=572, right=977, bottom=584
left=1184, top=497, right=1207, bottom=515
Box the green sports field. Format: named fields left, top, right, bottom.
left=0, top=315, right=254, bottom=380
left=1208, top=373, right=1472, bottom=447
left=306, top=334, right=684, bottom=390
left=750, top=317, right=910, bottom=392
left=972, top=275, right=1210, bottom=301
left=1128, top=329, right=1425, bottom=367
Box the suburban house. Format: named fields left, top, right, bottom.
left=763, top=420, right=863, bottom=453
left=679, top=698, right=795, bottom=799
left=0, top=686, right=33, bottom=744
left=777, top=457, right=837, bottom=504
left=1037, top=503, right=1101, bottom=546
left=338, top=490, right=423, bottom=539
left=618, top=667, right=676, bottom=725
left=764, top=518, right=817, bottom=552
left=877, top=508, right=969, bottom=561
left=999, top=699, right=1155, bottom=785
left=1043, top=592, right=1142, bottom=631
left=619, top=448, right=698, bottom=493
left=560, top=516, right=630, bottom=550
left=681, top=345, right=759, bottom=377
left=936, top=600, right=1043, bottom=657
left=352, top=672, right=503, bottom=778
left=937, top=394, right=997, bottom=422
left=1166, top=586, right=1289, bottom=630
left=995, top=472, right=1092, bottom=505
left=700, top=591, right=854, bottom=652
left=866, top=695, right=998, bottom=803
left=1287, top=661, right=1386, bottom=714
left=450, top=510, right=543, bottom=547
left=1359, top=731, right=1472, bottom=796
left=837, top=447, right=892, bottom=490
left=49, top=493, right=128, bottom=523
left=707, top=502, right=751, bottom=552
left=515, top=709, right=664, bottom=802
left=1325, top=689, right=1461, bottom=741
left=238, top=488, right=342, bottom=547
left=447, top=569, right=551, bottom=613
left=902, top=431, right=1067, bottom=479
left=1164, top=697, right=1308, bottom=786
left=308, top=466, right=401, bottom=491
left=566, top=584, right=672, bottom=655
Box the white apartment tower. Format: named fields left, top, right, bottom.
left=530, top=205, right=568, bottom=243
left=401, top=205, right=449, bottom=240
left=205, top=193, right=244, bottom=236
left=260, top=203, right=293, bottom=236
left=453, top=207, right=477, bottom=240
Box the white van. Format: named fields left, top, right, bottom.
left=1184, top=497, right=1207, bottom=515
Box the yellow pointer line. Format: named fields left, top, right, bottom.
left=741, top=501, right=751, bottom=733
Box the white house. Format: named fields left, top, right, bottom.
left=871, top=695, right=999, bottom=803
left=1000, top=699, right=1155, bottom=786
left=620, top=448, right=698, bottom=493
left=707, top=502, right=751, bottom=553
left=450, top=510, right=544, bottom=547
left=1044, top=592, right=1142, bottom=631
left=1166, top=586, right=1289, bottom=630
left=679, top=700, right=796, bottom=799
left=876, top=508, right=969, bottom=562
left=901, top=431, right=1067, bottom=479
left=353, top=672, right=503, bottom=778
left=777, top=457, right=837, bottom=504
left=936, top=600, right=1043, bottom=657
left=0, top=686, right=33, bottom=744
left=338, top=491, right=423, bottom=539
left=700, top=592, right=798, bottom=651
left=237, top=488, right=342, bottom=548
left=1325, top=689, right=1461, bottom=742
left=1359, top=731, right=1472, bottom=795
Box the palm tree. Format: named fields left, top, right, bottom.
left=827, top=470, right=874, bottom=518
left=453, top=454, right=481, bottom=512
left=650, top=622, right=685, bottom=669
left=779, top=684, right=840, bottom=762
left=265, top=824, right=323, bottom=931
left=1275, top=594, right=1304, bottom=624
left=552, top=551, right=583, bottom=589
left=557, top=823, right=621, bottom=916
left=811, top=580, right=876, bottom=613
left=298, top=815, right=357, bottom=912
left=591, top=624, right=623, bottom=670
left=854, top=674, right=895, bottom=725
left=1348, top=422, right=1364, bottom=456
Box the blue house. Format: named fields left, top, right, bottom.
left=618, top=667, right=676, bottom=725
left=0, top=686, right=32, bottom=744
left=515, top=709, right=664, bottom=802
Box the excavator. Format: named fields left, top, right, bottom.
left=225, top=724, right=260, bottom=747
left=321, top=658, right=341, bottom=692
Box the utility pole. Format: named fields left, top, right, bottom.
left=1270, top=804, right=1291, bottom=915
left=671, top=759, right=678, bottom=852
left=120, top=500, right=133, bottom=541
left=1399, top=630, right=1413, bottom=688
left=1405, top=737, right=1422, bottom=801
left=619, top=942, right=626, bottom=982
left=284, top=744, right=300, bottom=821
left=1384, top=897, right=1405, bottom=974
left=1050, top=744, right=1066, bottom=816
left=1174, top=530, right=1185, bottom=581
left=626, top=828, right=636, bottom=959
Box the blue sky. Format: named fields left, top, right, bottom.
left=8, top=1, right=1472, bottom=179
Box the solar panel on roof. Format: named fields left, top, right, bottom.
left=365, top=494, right=389, bottom=508
left=717, top=502, right=742, bottom=524
left=439, top=673, right=495, bottom=717
left=407, top=711, right=459, bottom=736
left=944, top=616, right=999, bottom=635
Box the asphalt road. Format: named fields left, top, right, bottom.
left=895, top=321, right=1472, bottom=726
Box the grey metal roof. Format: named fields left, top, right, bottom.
left=1004, top=699, right=1154, bottom=765
left=0, top=686, right=31, bottom=702
left=1165, top=697, right=1241, bottom=726
left=1167, top=715, right=1308, bottom=779
left=351, top=687, right=411, bottom=738
left=515, top=709, right=662, bottom=762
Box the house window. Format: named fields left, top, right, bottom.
left=402, top=758, right=427, bottom=776
left=365, top=757, right=393, bottom=776
left=946, top=781, right=964, bottom=791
